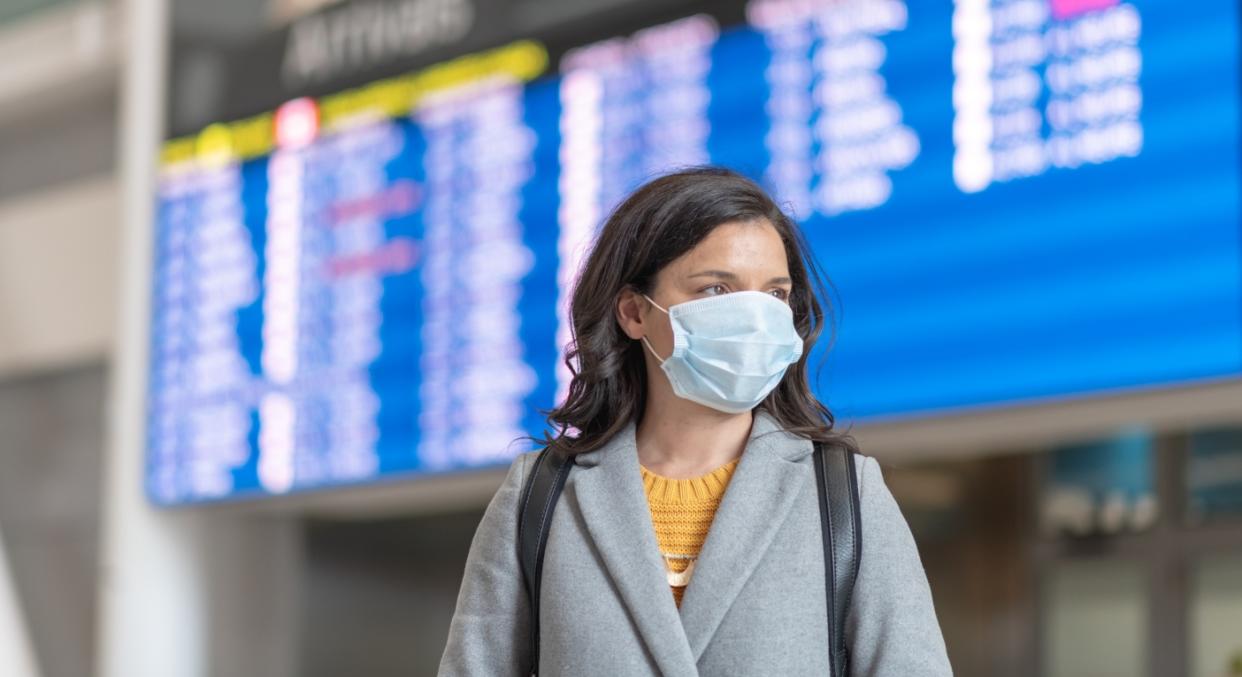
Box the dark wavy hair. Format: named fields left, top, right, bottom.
left=531, top=165, right=859, bottom=458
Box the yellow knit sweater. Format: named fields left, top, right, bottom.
left=638, top=456, right=741, bottom=608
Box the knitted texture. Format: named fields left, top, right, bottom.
left=638, top=456, right=741, bottom=607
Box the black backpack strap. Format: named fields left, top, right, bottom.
left=813, top=440, right=862, bottom=677
left=517, top=446, right=574, bottom=676
left=516, top=441, right=858, bottom=676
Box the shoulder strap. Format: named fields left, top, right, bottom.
left=516, top=446, right=574, bottom=677
left=517, top=441, right=860, bottom=677
left=813, top=440, right=862, bottom=677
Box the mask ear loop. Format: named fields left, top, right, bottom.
left=641, top=293, right=669, bottom=315
left=640, top=293, right=670, bottom=365
left=640, top=335, right=666, bottom=365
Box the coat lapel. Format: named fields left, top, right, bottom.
left=675, top=410, right=814, bottom=662
left=571, top=419, right=700, bottom=677
left=571, top=409, right=816, bottom=671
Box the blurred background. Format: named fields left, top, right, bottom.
left=0, top=0, right=1239, bottom=675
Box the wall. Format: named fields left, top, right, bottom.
left=0, top=363, right=107, bottom=677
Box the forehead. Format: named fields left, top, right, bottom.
left=671, top=220, right=789, bottom=273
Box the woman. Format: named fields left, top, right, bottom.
left=439, top=167, right=953, bottom=676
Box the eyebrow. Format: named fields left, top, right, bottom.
left=687, top=269, right=793, bottom=285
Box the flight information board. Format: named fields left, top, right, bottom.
left=148, top=0, right=1242, bottom=504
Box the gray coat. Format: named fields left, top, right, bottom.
left=438, top=409, right=954, bottom=676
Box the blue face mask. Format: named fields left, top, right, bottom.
left=640, top=290, right=804, bottom=414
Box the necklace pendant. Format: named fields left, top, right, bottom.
left=665, top=557, right=696, bottom=587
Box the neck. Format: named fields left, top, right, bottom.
left=635, top=396, right=754, bottom=479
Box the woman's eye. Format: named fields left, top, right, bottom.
left=770, top=288, right=789, bottom=300
left=702, top=284, right=727, bottom=296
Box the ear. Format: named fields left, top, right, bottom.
left=615, top=286, right=648, bottom=340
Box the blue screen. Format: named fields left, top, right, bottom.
left=148, top=0, right=1242, bottom=504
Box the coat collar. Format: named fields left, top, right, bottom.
left=571, top=408, right=815, bottom=469
left=570, top=409, right=815, bottom=674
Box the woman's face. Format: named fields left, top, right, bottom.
left=620, top=218, right=794, bottom=363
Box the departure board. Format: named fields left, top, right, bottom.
left=148, top=0, right=1242, bottom=504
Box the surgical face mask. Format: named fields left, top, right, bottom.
left=639, top=290, right=804, bottom=414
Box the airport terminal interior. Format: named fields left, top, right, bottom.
left=0, top=0, right=1240, bottom=675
